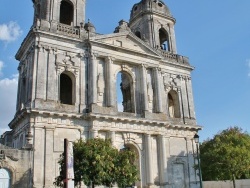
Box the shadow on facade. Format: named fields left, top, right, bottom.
left=150, top=150, right=198, bottom=188
left=12, top=169, right=32, bottom=188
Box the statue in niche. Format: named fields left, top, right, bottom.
left=97, top=73, right=105, bottom=104
left=121, top=73, right=132, bottom=112
left=147, top=82, right=153, bottom=111
left=168, top=94, right=175, bottom=118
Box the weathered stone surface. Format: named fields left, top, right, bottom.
left=1, top=0, right=202, bottom=187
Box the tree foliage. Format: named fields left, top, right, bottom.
left=200, top=127, right=250, bottom=182
left=54, top=138, right=139, bottom=187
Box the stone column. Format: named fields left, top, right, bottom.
left=158, top=135, right=168, bottom=186
left=109, top=131, right=115, bottom=146
left=141, top=64, right=148, bottom=112
left=180, top=76, right=189, bottom=118
left=46, top=48, right=56, bottom=101
left=16, top=67, right=22, bottom=110
left=145, top=134, right=153, bottom=186
left=153, top=68, right=163, bottom=113
left=177, top=88, right=184, bottom=119
left=32, top=46, right=39, bottom=103
left=186, top=77, right=196, bottom=119
left=90, top=54, right=98, bottom=104
left=90, top=129, right=98, bottom=138
left=80, top=54, right=86, bottom=110
left=46, top=0, right=51, bottom=21
left=36, top=46, right=47, bottom=100
left=105, top=57, right=114, bottom=107
left=33, top=127, right=45, bottom=187
left=168, top=24, right=177, bottom=54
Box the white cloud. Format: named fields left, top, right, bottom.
left=0, top=75, right=18, bottom=135
left=0, top=21, right=22, bottom=42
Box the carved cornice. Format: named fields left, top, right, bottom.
left=88, top=113, right=202, bottom=135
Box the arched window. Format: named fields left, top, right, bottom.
left=60, top=72, right=74, bottom=105
left=116, top=71, right=135, bottom=113
left=60, top=0, right=74, bottom=25
left=0, top=168, right=10, bottom=187
left=135, top=31, right=141, bottom=39
left=168, top=90, right=180, bottom=118
left=159, top=28, right=170, bottom=51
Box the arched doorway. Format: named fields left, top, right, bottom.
left=124, top=144, right=141, bottom=188
left=0, top=169, right=10, bottom=188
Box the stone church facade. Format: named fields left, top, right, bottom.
left=1, top=0, right=202, bottom=187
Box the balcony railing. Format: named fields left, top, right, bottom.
left=157, top=49, right=189, bottom=65
left=57, top=23, right=80, bottom=38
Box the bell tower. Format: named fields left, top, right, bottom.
left=32, top=0, right=86, bottom=27
left=129, top=0, right=177, bottom=53
left=12, top=0, right=88, bottom=187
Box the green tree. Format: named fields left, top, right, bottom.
left=115, top=148, right=139, bottom=188
left=54, top=138, right=139, bottom=187
left=200, top=127, right=250, bottom=187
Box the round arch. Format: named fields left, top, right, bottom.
left=59, top=71, right=76, bottom=105
left=116, top=70, right=135, bottom=113
left=59, top=0, right=74, bottom=25
left=159, top=27, right=170, bottom=51
left=0, top=168, right=10, bottom=188
left=168, top=90, right=180, bottom=118
left=0, top=161, right=16, bottom=187
left=123, top=141, right=142, bottom=188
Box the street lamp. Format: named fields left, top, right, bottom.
left=194, top=133, right=203, bottom=188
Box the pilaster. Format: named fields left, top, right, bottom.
left=90, top=54, right=98, bottom=104
left=105, top=57, right=114, bottom=107
left=177, top=88, right=184, bottom=120
left=141, top=64, right=148, bottom=112
left=44, top=126, right=55, bottom=187
left=145, top=134, right=153, bottom=186
left=186, top=77, right=196, bottom=119
left=158, top=134, right=168, bottom=186
left=90, top=129, right=98, bottom=138
left=153, top=68, right=163, bottom=113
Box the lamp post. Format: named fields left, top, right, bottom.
left=194, top=134, right=203, bottom=188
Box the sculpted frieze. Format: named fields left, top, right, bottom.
left=162, top=73, right=182, bottom=92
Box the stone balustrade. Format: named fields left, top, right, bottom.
left=56, top=23, right=80, bottom=38
left=35, top=19, right=81, bottom=39
left=157, top=49, right=190, bottom=65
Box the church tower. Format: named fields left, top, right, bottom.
left=32, top=0, right=85, bottom=26
left=12, top=0, right=88, bottom=187
left=2, top=0, right=202, bottom=187
left=129, top=0, right=177, bottom=53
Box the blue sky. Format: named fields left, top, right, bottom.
left=0, top=0, right=250, bottom=141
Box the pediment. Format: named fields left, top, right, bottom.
left=90, top=32, right=160, bottom=57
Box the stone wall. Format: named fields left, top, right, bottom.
left=0, top=144, right=32, bottom=188
left=203, top=180, right=250, bottom=188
